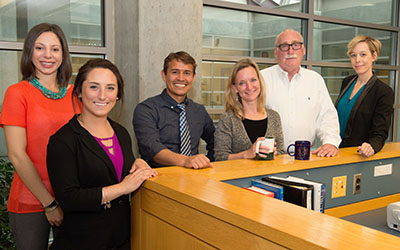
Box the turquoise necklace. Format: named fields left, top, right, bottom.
left=30, top=77, right=67, bottom=100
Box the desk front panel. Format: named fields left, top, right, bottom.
left=132, top=144, right=400, bottom=249
left=224, top=157, right=400, bottom=209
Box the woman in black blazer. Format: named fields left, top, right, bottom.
left=335, top=35, right=394, bottom=157
left=47, top=59, right=157, bottom=249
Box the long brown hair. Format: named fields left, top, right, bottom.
left=20, top=23, right=72, bottom=87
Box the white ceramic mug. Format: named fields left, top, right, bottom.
left=255, top=137, right=274, bottom=160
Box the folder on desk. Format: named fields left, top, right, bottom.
left=251, top=179, right=284, bottom=200
left=267, top=176, right=326, bottom=213
left=261, top=177, right=314, bottom=210
left=286, top=176, right=326, bottom=213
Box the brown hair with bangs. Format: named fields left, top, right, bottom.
left=72, top=58, right=124, bottom=116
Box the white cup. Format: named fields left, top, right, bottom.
left=255, top=137, right=274, bottom=155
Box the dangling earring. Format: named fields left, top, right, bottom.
left=236, top=92, right=241, bottom=103
left=116, top=97, right=119, bottom=101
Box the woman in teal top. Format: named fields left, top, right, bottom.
left=335, top=35, right=394, bottom=157
left=337, top=79, right=366, bottom=138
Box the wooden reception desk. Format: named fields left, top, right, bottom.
left=131, top=143, right=400, bottom=249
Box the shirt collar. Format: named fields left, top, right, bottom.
left=160, top=88, right=189, bottom=107
left=277, top=64, right=303, bottom=80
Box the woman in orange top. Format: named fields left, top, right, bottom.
left=0, top=23, right=77, bottom=249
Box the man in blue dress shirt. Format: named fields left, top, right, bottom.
left=133, top=51, right=214, bottom=168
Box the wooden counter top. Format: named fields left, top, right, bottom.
left=155, top=142, right=400, bottom=181
left=133, top=143, right=400, bottom=249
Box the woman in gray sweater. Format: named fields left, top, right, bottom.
left=215, top=59, right=285, bottom=161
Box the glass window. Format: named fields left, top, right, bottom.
left=313, top=67, right=357, bottom=103
left=314, top=0, right=396, bottom=26
left=204, top=1, right=399, bottom=143
left=202, top=61, right=234, bottom=109
left=218, top=0, right=305, bottom=13
left=0, top=0, right=103, bottom=46
left=258, top=63, right=271, bottom=71
left=0, top=0, right=107, bottom=158
left=203, top=6, right=304, bottom=58
left=313, top=67, right=394, bottom=104
left=0, top=51, right=21, bottom=104
left=312, top=22, right=396, bottom=65
left=70, top=54, right=104, bottom=83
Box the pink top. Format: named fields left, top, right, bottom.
left=94, top=132, right=124, bottom=182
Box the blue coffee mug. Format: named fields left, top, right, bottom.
left=287, top=140, right=311, bottom=160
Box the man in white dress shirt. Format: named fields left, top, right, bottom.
left=261, top=29, right=341, bottom=157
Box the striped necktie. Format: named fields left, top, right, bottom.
left=177, top=103, right=192, bottom=156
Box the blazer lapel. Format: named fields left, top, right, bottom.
left=343, top=74, right=376, bottom=138
left=350, top=74, right=376, bottom=113
left=71, top=116, right=119, bottom=181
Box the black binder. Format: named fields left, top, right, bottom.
left=262, top=176, right=314, bottom=210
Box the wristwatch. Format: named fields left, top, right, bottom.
left=42, top=200, right=59, bottom=213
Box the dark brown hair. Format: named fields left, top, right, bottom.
left=20, top=23, right=72, bottom=88
left=163, top=51, right=197, bottom=74
left=72, top=58, right=124, bottom=113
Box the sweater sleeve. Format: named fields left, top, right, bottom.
left=200, top=105, right=215, bottom=161
left=266, top=109, right=285, bottom=155
left=214, top=112, right=234, bottom=161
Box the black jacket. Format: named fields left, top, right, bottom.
left=335, top=74, right=394, bottom=153
left=47, top=115, right=134, bottom=250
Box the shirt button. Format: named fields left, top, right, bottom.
left=118, top=200, right=123, bottom=205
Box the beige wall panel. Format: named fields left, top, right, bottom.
left=137, top=0, right=203, bottom=103
left=115, top=0, right=203, bottom=155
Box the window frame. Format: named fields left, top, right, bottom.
left=202, top=0, right=400, bottom=140
left=0, top=0, right=112, bottom=61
